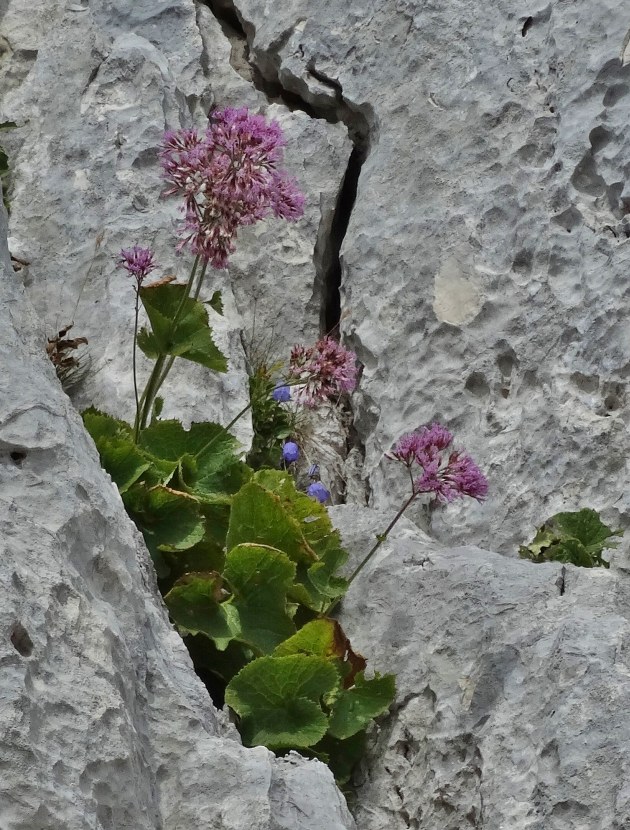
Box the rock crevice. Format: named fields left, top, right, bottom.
left=201, top=0, right=370, bottom=338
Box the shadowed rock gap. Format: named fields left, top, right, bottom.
left=201, top=0, right=372, bottom=507
left=200, top=0, right=370, bottom=338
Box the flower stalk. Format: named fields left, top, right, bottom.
left=326, top=424, right=488, bottom=614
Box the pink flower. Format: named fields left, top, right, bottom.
left=389, top=423, right=488, bottom=503
left=414, top=451, right=488, bottom=502
left=160, top=109, right=305, bottom=268
left=390, top=424, right=454, bottom=466
left=118, top=245, right=156, bottom=285
left=288, top=336, right=358, bottom=406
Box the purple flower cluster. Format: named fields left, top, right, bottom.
left=118, top=245, right=157, bottom=285
left=390, top=423, right=488, bottom=503
left=288, top=336, right=358, bottom=407
left=160, top=109, right=305, bottom=268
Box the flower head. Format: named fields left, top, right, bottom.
left=307, top=481, right=330, bottom=503
left=390, top=424, right=454, bottom=466
left=389, top=423, right=488, bottom=503
left=288, top=336, right=358, bottom=407
left=272, top=385, right=291, bottom=403
left=282, top=441, right=300, bottom=463
left=160, top=109, right=305, bottom=268
left=118, top=245, right=156, bottom=285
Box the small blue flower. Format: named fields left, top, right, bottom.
left=307, top=481, right=330, bottom=503
left=272, top=385, right=291, bottom=402
left=282, top=441, right=300, bottom=463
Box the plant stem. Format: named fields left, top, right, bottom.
left=132, top=284, right=141, bottom=440
left=192, top=259, right=209, bottom=302
left=138, top=355, right=166, bottom=430
left=137, top=256, right=201, bottom=431
left=325, top=489, right=418, bottom=615
left=153, top=259, right=210, bottom=393
left=173, top=254, right=200, bottom=322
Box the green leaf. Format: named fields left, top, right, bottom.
left=165, top=571, right=239, bottom=650
left=253, top=470, right=348, bottom=605
left=253, top=470, right=346, bottom=561
left=242, top=698, right=329, bottom=750
left=138, top=419, right=249, bottom=498
left=83, top=407, right=134, bottom=440
left=123, top=483, right=205, bottom=574
left=327, top=673, right=396, bottom=740
left=137, top=282, right=227, bottom=372
left=544, top=539, right=597, bottom=568
left=550, top=509, right=623, bottom=555
left=274, top=619, right=345, bottom=658
left=518, top=525, right=556, bottom=562
left=225, top=654, right=340, bottom=749
left=519, top=508, right=622, bottom=567
left=227, top=482, right=317, bottom=564
left=274, top=618, right=366, bottom=686
left=82, top=408, right=149, bottom=493
left=207, top=290, right=224, bottom=315
left=224, top=544, right=297, bottom=654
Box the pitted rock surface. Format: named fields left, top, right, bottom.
left=219, top=0, right=630, bottom=551
left=332, top=505, right=630, bottom=830
left=1, top=0, right=349, bottom=443
left=0, top=202, right=354, bottom=829
left=3, top=0, right=630, bottom=826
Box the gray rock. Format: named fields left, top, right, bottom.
left=0, top=199, right=354, bottom=828
left=214, top=0, right=630, bottom=554
left=5, top=0, right=630, bottom=824
left=1, top=0, right=349, bottom=448
left=332, top=505, right=630, bottom=830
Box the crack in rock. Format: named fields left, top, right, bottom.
left=200, top=0, right=371, bottom=338
left=200, top=0, right=374, bottom=504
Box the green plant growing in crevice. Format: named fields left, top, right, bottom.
left=81, top=107, right=491, bottom=788
left=81, top=108, right=396, bottom=786
left=519, top=508, right=622, bottom=568
left=247, top=362, right=297, bottom=468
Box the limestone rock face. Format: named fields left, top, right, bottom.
left=4, top=0, right=630, bottom=825
left=0, top=208, right=354, bottom=828
left=332, top=505, right=630, bottom=830
left=1, top=0, right=349, bottom=444
left=217, top=0, right=630, bottom=552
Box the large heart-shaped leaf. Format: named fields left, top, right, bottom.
left=165, top=571, right=239, bottom=650
left=226, top=482, right=317, bottom=564
left=224, top=543, right=297, bottom=654
left=225, top=654, right=340, bottom=749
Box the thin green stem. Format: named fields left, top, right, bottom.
left=138, top=256, right=201, bottom=430
left=139, top=355, right=167, bottom=430
left=132, top=285, right=141, bottom=441
left=153, top=259, right=210, bottom=393
left=325, top=489, right=418, bottom=615
left=192, top=259, right=209, bottom=302
left=173, top=254, right=200, bottom=322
